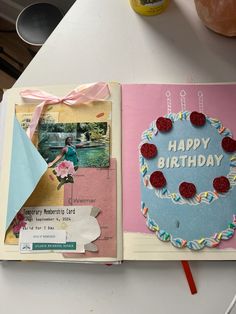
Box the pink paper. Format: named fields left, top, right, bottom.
left=122, top=84, right=236, bottom=248
left=218, top=235, right=236, bottom=249
left=64, top=159, right=117, bottom=257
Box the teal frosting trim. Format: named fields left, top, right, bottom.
left=143, top=206, right=236, bottom=251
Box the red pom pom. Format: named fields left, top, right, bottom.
left=190, top=111, right=206, bottom=127
left=140, top=143, right=157, bottom=159
left=213, top=176, right=230, bottom=193
left=179, top=182, right=196, bottom=199
left=156, top=117, right=172, bottom=133
left=221, top=137, right=236, bottom=153
left=150, top=171, right=166, bottom=189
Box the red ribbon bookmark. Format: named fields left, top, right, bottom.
left=181, top=261, right=197, bottom=295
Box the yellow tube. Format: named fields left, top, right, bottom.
left=129, top=0, right=170, bottom=16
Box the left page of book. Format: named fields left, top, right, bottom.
left=0, top=82, right=122, bottom=263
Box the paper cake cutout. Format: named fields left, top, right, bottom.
left=140, top=111, right=236, bottom=250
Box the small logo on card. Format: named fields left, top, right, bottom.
left=20, top=243, right=32, bottom=251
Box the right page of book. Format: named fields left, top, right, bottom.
left=122, top=83, right=236, bottom=260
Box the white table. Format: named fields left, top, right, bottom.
left=1, top=1, right=236, bottom=313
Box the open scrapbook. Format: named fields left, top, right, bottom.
left=0, top=82, right=236, bottom=262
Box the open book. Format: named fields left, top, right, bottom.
left=1, top=82, right=236, bottom=262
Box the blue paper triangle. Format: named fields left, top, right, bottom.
left=6, top=117, right=47, bottom=230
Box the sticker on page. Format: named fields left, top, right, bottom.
left=18, top=206, right=101, bottom=253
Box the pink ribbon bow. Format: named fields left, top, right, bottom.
left=20, top=82, right=110, bottom=139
